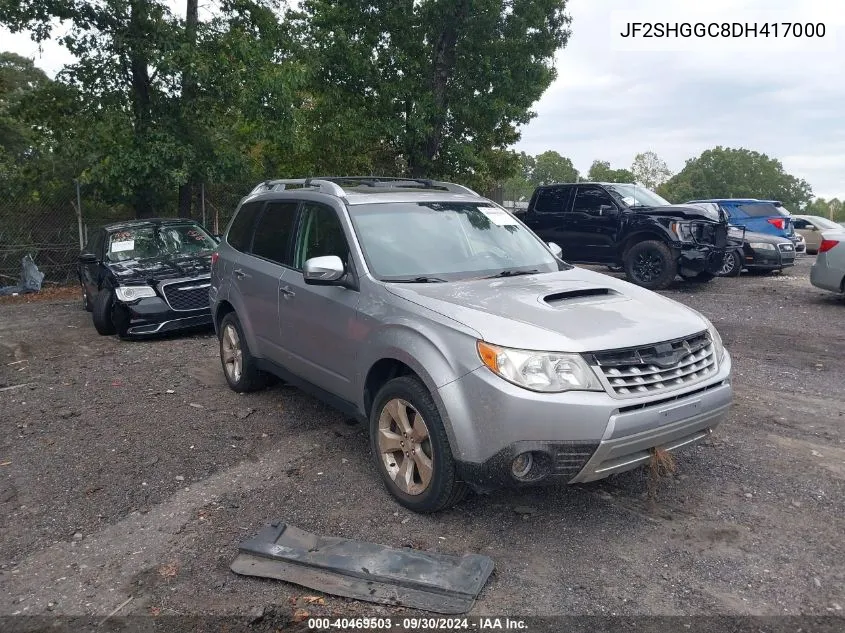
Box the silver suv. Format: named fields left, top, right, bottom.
left=210, top=177, right=733, bottom=512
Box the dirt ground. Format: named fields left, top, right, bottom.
left=1, top=256, right=843, bottom=626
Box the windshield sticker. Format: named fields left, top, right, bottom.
left=621, top=196, right=637, bottom=206
left=110, top=239, right=135, bottom=253
left=477, top=206, right=519, bottom=226
left=187, top=229, right=205, bottom=241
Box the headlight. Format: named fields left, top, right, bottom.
left=748, top=242, right=776, bottom=251
left=700, top=316, right=726, bottom=364
left=670, top=221, right=696, bottom=242
left=115, top=285, right=157, bottom=301
left=477, top=341, right=602, bottom=393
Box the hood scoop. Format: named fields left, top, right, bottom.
left=543, top=287, right=619, bottom=307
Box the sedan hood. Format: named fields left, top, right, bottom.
left=743, top=230, right=791, bottom=244
left=385, top=268, right=708, bottom=353
left=106, top=251, right=213, bottom=284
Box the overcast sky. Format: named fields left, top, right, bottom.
left=3, top=0, right=843, bottom=198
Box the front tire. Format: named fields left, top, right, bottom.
left=370, top=376, right=468, bottom=513
left=92, top=289, right=117, bottom=335
left=623, top=240, right=677, bottom=290
left=219, top=312, right=268, bottom=393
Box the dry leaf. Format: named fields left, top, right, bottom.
left=158, top=562, right=179, bottom=579
left=303, top=596, right=325, bottom=605
left=149, top=607, right=161, bottom=616
left=293, top=609, right=310, bottom=622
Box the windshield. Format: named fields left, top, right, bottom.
left=348, top=202, right=563, bottom=281
left=604, top=184, right=671, bottom=208
left=106, top=224, right=217, bottom=262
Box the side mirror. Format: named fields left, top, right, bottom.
left=213, top=234, right=222, bottom=241
left=303, top=255, right=345, bottom=285
left=79, top=253, right=97, bottom=264
left=548, top=242, right=563, bottom=259
left=598, top=204, right=617, bottom=216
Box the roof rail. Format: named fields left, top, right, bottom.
left=249, top=176, right=478, bottom=197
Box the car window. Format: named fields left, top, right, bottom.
left=294, top=203, right=350, bottom=269
left=533, top=187, right=569, bottom=213
left=251, top=201, right=299, bottom=265
left=573, top=186, right=615, bottom=214
left=227, top=201, right=263, bottom=252
left=105, top=224, right=215, bottom=262
left=348, top=201, right=561, bottom=281
left=736, top=203, right=781, bottom=218
left=86, top=229, right=104, bottom=259
left=793, top=218, right=810, bottom=229
left=808, top=217, right=841, bottom=230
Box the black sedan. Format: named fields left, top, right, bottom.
left=78, top=218, right=217, bottom=338
left=718, top=228, right=796, bottom=277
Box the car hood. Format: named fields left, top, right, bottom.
left=632, top=204, right=721, bottom=222
left=385, top=268, right=709, bottom=352
left=106, top=251, right=213, bottom=283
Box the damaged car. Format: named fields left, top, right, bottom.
left=78, top=218, right=217, bottom=338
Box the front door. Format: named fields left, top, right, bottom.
left=568, top=185, right=620, bottom=263
left=277, top=201, right=361, bottom=402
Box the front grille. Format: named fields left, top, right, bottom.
left=589, top=332, right=717, bottom=397
left=694, top=222, right=728, bottom=248
left=162, top=278, right=211, bottom=311
left=778, top=243, right=794, bottom=252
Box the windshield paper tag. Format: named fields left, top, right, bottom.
left=478, top=206, right=519, bottom=226
left=111, top=239, right=135, bottom=252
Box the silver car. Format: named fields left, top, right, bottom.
left=210, top=177, right=733, bottom=512
left=810, top=229, right=845, bottom=294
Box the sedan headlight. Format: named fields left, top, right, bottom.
left=748, top=242, right=776, bottom=251
left=477, top=341, right=602, bottom=393
left=115, top=285, right=157, bottom=302
left=700, top=316, right=726, bottom=363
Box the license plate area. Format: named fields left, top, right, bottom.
left=659, top=399, right=702, bottom=424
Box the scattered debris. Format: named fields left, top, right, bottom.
left=189, top=403, right=205, bottom=409
left=647, top=447, right=678, bottom=500
left=99, top=596, right=133, bottom=626
left=0, top=256, right=45, bottom=297
left=302, top=596, right=325, bottom=605
left=230, top=521, right=494, bottom=614
left=235, top=408, right=255, bottom=420
left=158, top=562, right=179, bottom=579
left=0, top=383, right=33, bottom=393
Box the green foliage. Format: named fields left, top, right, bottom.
left=657, top=146, right=813, bottom=209
left=587, top=160, right=634, bottom=183
left=530, top=150, right=578, bottom=186
left=631, top=151, right=671, bottom=189
left=804, top=197, right=844, bottom=221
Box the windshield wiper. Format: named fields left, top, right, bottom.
left=484, top=268, right=540, bottom=279
left=386, top=276, right=448, bottom=283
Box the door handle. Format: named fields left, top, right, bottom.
left=279, top=285, right=295, bottom=298
left=233, top=268, right=250, bottom=280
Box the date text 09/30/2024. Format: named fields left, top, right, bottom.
left=307, top=617, right=528, bottom=630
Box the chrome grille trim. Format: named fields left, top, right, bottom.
left=588, top=331, right=718, bottom=398
left=160, top=276, right=211, bottom=312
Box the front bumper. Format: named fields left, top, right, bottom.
left=744, top=244, right=795, bottom=270
left=112, top=296, right=212, bottom=337
left=677, top=245, right=727, bottom=276
left=440, top=352, right=732, bottom=492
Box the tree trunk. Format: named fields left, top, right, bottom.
left=129, top=0, right=154, bottom=218
left=178, top=0, right=199, bottom=218
left=409, top=0, right=469, bottom=178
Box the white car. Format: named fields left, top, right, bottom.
left=810, top=229, right=845, bottom=294
left=792, top=215, right=843, bottom=254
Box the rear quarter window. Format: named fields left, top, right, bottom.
left=226, top=201, right=263, bottom=252
left=533, top=187, right=569, bottom=213
left=736, top=203, right=781, bottom=218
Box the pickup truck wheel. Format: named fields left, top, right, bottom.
left=370, top=376, right=468, bottom=513
left=624, top=240, right=677, bottom=290
left=219, top=312, right=268, bottom=393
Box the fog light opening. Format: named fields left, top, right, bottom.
left=511, top=452, right=534, bottom=480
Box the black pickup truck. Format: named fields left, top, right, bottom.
left=515, top=182, right=729, bottom=290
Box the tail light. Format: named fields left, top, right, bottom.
left=210, top=252, right=219, bottom=266
left=767, top=218, right=786, bottom=230
left=819, top=239, right=839, bottom=253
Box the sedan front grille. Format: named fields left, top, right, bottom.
left=778, top=243, right=795, bottom=252
left=161, top=278, right=211, bottom=311
left=589, top=332, right=717, bottom=397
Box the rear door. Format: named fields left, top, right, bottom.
left=276, top=201, right=361, bottom=401
left=80, top=229, right=105, bottom=299
left=521, top=186, right=575, bottom=256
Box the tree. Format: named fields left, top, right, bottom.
left=658, top=147, right=813, bottom=209
left=291, top=0, right=572, bottom=190
left=805, top=197, right=844, bottom=220
left=631, top=150, right=671, bottom=189
left=530, top=150, right=578, bottom=186
left=501, top=151, right=535, bottom=201
left=0, top=0, right=302, bottom=217
left=587, top=160, right=635, bottom=183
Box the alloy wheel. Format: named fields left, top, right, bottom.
left=221, top=324, right=243, bottom=383
left=377, top=398, right=434, bottom=496
left=632, top=250, right=664, bottom=283
left=719, top=252, right=737, bottom=276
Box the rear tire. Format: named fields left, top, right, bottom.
left=370, top=376, right=468, bottom=513
left=623, top=240, right=677, bottom=290
left=219, top=312, right=269, bottom=393
left=716, top=250, right=743, bottom=277
left=92, top=289, right=117, bottom=335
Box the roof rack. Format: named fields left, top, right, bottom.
left=249, top=176, right=478, bottom=197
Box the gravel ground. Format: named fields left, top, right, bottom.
left=1, top=256, right=843, bottom=625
